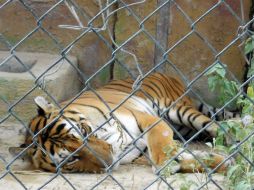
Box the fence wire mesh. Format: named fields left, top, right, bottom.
left=0, top=0, right=253, bottom=189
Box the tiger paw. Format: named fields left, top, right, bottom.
left=152, top=160, right=181, bottom=175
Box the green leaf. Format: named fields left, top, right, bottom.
left=247, top=86, right=254, bottom=99
left=244, top=38, right=254, bottom=54
left=207, top=75, right=220, bottom=92
left=205, top=62, right=227, bottom=77
left=227, top=165, right=240, bottom=179
left=235, top=181, right=251, bottom=190
left=215, top=145, right=229, bottom=153
left=215, top=135, right=224, bottom=146
left=247, top=63, right=254, bottom=78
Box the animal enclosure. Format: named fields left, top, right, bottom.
left=0, top=0, right=253, bottom=189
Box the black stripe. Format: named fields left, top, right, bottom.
left=142, top=83, right=161, bottom=98
left=233, top=112, right=238, bottom=118
left=137, top=123, right=143, bottom=133
left=50, top=143, right=54, bottom=155
left=56, top=123, right=66, bottom=135
left=181, top=106, right=192, bottom=118
left=32, top=149, right=37, bottom=156
left=45, top=120, right=58, bottom=136
left=41, top=135, right=47, bottom=148
left=66, top=117, right=76, bottom=122
left=79, top=117, right=86, bottom=121
left=47, top=113, right=52, bottom=119
left=41, top=120, right=58, bottom=145
left=215, top=113, right=219, bottom=121
left=175, top=124, right=184, bottom=132
left=119, top=79, right=135, bottom=85
left=150, top=75, right=171, bottom=98
left=187, top=113, right=196, bottom=129
left=41, top=156, right=48, bottom=164
left=191, top=113, right=203, bottom=122
left=148, top=80, right=164, bottom=97
left=41, top=149, right=46, bottom=157
left=158, top=73, right=182, bottom=97
left=202, top=121, right=211, bottom=128
left=105, top=82, right=132, bottom=91
left=198, top=103, right=203, bottom=113
left=207, top=111, right=212, bottom=118
left=184, top=129, right=196, bottom=139
left=176, top=106, right=183, bottom=124
left=65, top=110, right=80, bottom=114
left=212, top=107, right=216, bottom=115
left=43, top=117, right=47, bottom=131
left=104, top=134, right=112, bottom=141
left=66, top=127, right=74, bottom=135
left=42, top=168, right=52, bottom=172
left=34, top=117, right=45, bottom=135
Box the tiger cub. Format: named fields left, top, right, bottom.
left=14, top=73, right=234, bottom=173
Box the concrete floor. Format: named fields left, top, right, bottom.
left=0, top=165, right=226, bottom=190
left=0, top=123, right=227, bottom=190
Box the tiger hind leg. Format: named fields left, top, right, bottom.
left=134, top=112, right=233, bottom=174
left=134, top=112, right=177, bottom=166
left=148, top=98, right=219, bottom=138
left=193, top=99, right=240, bottom=120
left=166, top=103, right=219, bottom=138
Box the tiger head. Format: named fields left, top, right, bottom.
left=10, top=96, right=114, bottom=173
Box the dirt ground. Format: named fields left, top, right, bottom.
left=0, top=123, right=227, bottom=190
left=0, top=166, right=226, bottom=190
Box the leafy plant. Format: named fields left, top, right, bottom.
left=205, top=62, right=239, bottom=107
left=207, top=36, right=254, bottom=190
left=163, top=37, right=254, bottom=189
left=245, top=36, right=254, bottom=87
left=238, top=86, right=254, bottom=117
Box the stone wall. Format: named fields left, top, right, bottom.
left=113, top=0, right=251, bottom=105
left=0, top=0, right=252, bottom=106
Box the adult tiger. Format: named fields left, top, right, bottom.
left=15, top=73, right=234, bottom=173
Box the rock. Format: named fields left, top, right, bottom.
left=0, top=51, right=81, bottom=122
left=114, top=0, right=251, bottom=106
left=0, top=0, right=115, bottom=86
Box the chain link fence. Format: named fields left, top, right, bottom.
left=0, top=0, right=253, bottom=189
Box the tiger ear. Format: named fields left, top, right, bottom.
left=34, top=96, right=54, bottom=115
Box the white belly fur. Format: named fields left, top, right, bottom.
left=90, top=112, right=146, bottom=165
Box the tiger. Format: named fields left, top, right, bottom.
left=13, top=73, right=235, bottom=174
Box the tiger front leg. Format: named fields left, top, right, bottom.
left=62, top=136, right=114, bottom=173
